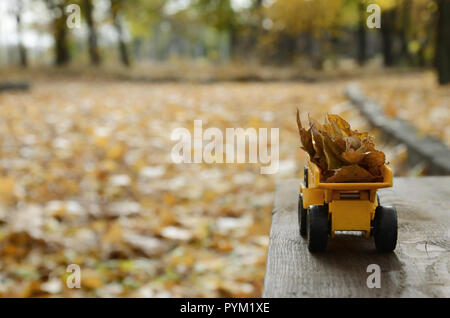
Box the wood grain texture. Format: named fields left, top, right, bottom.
left=263, top=177, right=450, bottom=298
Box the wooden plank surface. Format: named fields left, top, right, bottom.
left=263, top=177, right=450, bottom=298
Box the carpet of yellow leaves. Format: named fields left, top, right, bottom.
left=0, top=73, right=446, bottom=297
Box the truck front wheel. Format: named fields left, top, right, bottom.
left=373, top=206, right=398, bottom=253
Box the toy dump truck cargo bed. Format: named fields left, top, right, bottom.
left=307, top=161, right=393, bottom=190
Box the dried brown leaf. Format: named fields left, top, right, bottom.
left=325, top=165, right=380, bottom=183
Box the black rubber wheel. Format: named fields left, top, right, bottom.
left=370, top=194, right=382, bottom=237
left=298, top=194, right=307, bottom=237
left=304, top=166, right=308, bottom=188
left=306, top=205, right=329, bottom=253
left=373, top=206, right=398, bottom=253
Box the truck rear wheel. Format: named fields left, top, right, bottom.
left=298, top=194, right=307, bottom=237
left=307, top=205, right=329, bottom=253
left=373, top=206, right=398, bottom=253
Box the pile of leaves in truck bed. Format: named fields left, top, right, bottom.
left=296, top=110, right=386, bottom=183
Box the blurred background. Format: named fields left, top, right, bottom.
left=0, top=0, right=449, bottom=297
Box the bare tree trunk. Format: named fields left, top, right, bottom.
left=229, top=26, right=238, bottom=59
left=54, top=5, right=70, bottom=66
left=110, top=0, right=130, bottom=67
left=83, top=0, right=101, bottom=65
left=44, top=0, right=71, bottom=66
left=357, top=1, right=367, bottom=66
left=18, top=41, right=27, bottom=68
left=414, top=10, right=436, bottom=67
left=278, top=33, right=296, bottom=63
left=249, top=0, right=264, bottom=61
left=399, top=0, right=411, bottom=64
left=114, top=16, right=130, bottom=67
left=436, top=0, right=450, bottom=84
left=381, top=9, right=396, bottom=67
left=15, top=0, right=27, bottom=67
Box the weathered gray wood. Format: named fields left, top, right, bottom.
left=263, top=177, right=450, bottom=298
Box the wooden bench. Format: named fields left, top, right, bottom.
left=263, top=177, right=450, bottom=297
left=0, top=82, right=30, bottom=92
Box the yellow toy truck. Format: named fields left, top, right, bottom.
left=299, top=160, right=397, bottom=253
